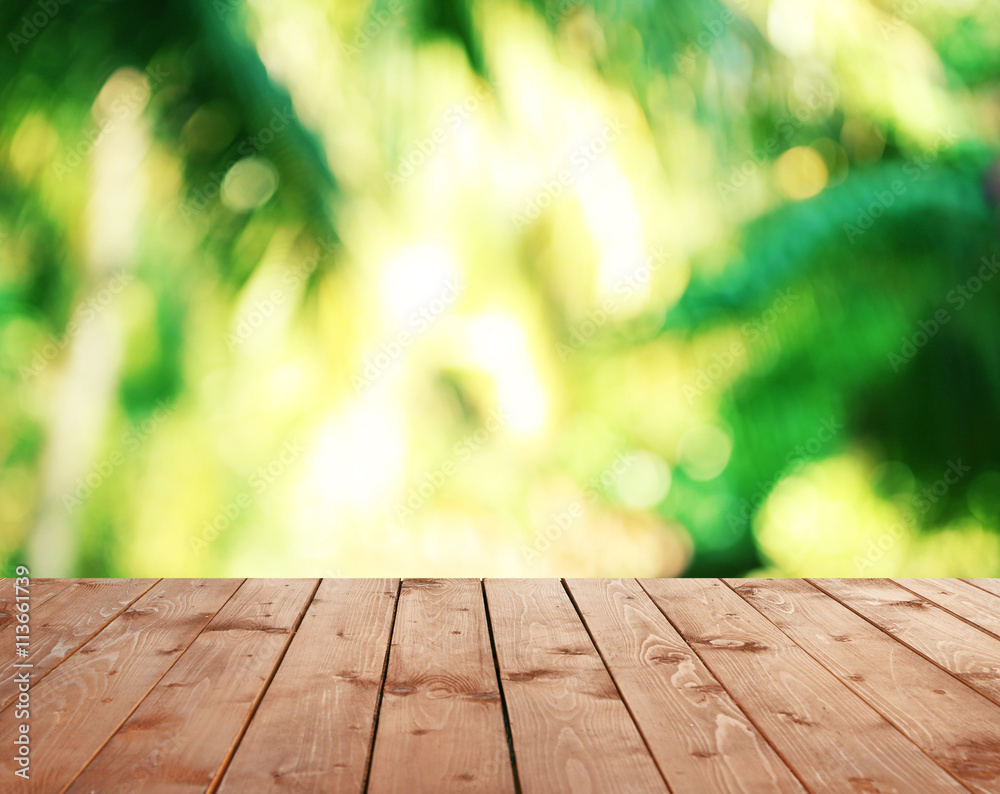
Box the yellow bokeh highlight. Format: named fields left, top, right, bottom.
left=773, top=146, right=829, bottom=200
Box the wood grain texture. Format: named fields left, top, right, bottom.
left=730, top=578, right=1000, bottom=792
left=0, top=578, right=244, bottom=793
left=965, top=579, right=1000, bottom=600
left=217, top=578, right=399, bottom=794
left=487, top=578, right=668, bottom=794
left=0, top=578, right=78, bottom=633
left=8, top=577, right=1000, bottom=792
left=895, top=578, right=1000, bottom=640
left=813, top=578, right=1000, bottom=706
left=66, top=578, right=318, bottom=794
left=0, top=578, right=158, bottom=712
left=367, top=579, right=515, bottom=794
left=566, top=578, right=804, bottom=794
left=640, top=578, right=968, bottom=794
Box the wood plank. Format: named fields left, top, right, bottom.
left=965, top=579, right=1000, bottom=600
left=0, top=579, right=159, bottom=711
left=814, top=578, right=1000, bottom=706
left=367, top=579, right=515, bottom=794
left=639, top=578, right=968, bottom=794
left=486, top=578, right=668, bottom=794
left=0, top=578, right=79, bottom=633
left=566, top=578, right=804, bottom=794
left=895, top=578, right=1000, bottom=640
left=216, top=579, right=398, bottom=794
left=0, top=578, right=244, bottom=792
left=730, top=577, right=1000, bottom=792
left=66, top=578, right=318, bottom=794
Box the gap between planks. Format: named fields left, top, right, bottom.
left=560, top=579, right=678, bottom=792
left=726, top=578, right=1000, bottom=793
left=205, top=578, right=322, bottom=793
left=569, top=578, right=809, bottom=794
left=360, top=579, right=403, bottom=794
left=808, top=579, right=1000, bottom=709
left=640, top=579, right=969, bottom=794
left=11, top=578, right=1000, bottom=794
left=892, top=579, right=1000, bottom=642
left=481, top=580, right=523, bottom=794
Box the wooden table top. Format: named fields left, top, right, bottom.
left=2, top=577, right=1000, bottom=792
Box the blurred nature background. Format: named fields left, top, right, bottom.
left=1, top=0, right=1000, bottom=578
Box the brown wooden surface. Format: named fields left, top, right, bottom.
left=813, top=577, right=1000, bottom=706
left=566, top=577, right=804, bottom=794
left=366, top=578, right=515, bottom=794
left=0, top=579, right=158, bottom=712
left=65, top=579, right=317, bottom=793
left=967, top=579, right=1000, bottom=599
left=731, top=578, right=1000, bottom=792
left=217, top=578, right=398, bottom=794
left=0, top=579, right=79, bottom=632
left=640, top=578, right=968, bottom=793
left=895, top=578, right=1000, bottom=641
left=0, top=578, right=244, bottom=792
left=2, top=577, right=1000, bottom=792
left=487, top=578, right=668, bottom=793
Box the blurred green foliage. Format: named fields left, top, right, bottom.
left=1, top=0, right=999, bottom=577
